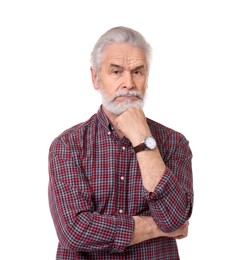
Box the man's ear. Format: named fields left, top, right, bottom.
left=90, top=67, right=100, bottom=90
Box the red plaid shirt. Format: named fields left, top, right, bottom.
left=48, top=106, right=193, bottom=259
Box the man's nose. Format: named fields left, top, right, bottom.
left=122, top=72, right=135, bottom=89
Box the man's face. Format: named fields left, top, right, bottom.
left=91, top=43, right=148, bottom=115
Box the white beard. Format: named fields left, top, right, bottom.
left=100, top=89, right=146, bottom=115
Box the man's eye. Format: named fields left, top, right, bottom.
left=112, top=70, right=122, bottom=74
left=132, top=70, right=141, bottom=75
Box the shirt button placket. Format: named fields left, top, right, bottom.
left=119, top=145, right=126, bottom=215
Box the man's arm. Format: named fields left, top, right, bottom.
left=48, top=138, right=134, bottom=253
left=115, top=107, right=193, bottom=232
left=129, top=216, right=189, bottom=246
left=114, top=107, right=166, bottom=192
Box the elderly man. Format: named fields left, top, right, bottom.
left=48, top=26, right=193, bottom=259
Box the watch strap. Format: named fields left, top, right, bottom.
left=133, top=142, right=147, bottom=153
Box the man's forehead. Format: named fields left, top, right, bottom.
left=102, top=44, right=147, bottom=67
left=105, top=43, right=145, bottom=55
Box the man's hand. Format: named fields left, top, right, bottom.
left=114, top=107, right=151, bottom=146
left=129, top=216, right=189, bottom=246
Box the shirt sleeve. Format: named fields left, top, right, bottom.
left=48, top=137, right=134, bottom=253
left=142, top=132, right=194, bottom=233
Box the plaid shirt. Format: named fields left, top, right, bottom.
left=48, top=106, right=193, bottom=259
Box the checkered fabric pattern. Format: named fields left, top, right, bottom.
left=48, top=106, right=193, bottom=259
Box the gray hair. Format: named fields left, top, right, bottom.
left=90, top=26, right=152, bottom=74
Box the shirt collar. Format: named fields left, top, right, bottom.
left=97, top=105, right=112, bottom=131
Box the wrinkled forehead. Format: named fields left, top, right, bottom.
left=101, top=43, right=148, bottom=68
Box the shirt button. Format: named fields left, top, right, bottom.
left=122, top=146, right=126, bottom=150
left=107, top=131, right=111, bottom=135
left=119, top=209, right=123, bottom=214
left=120, top=176, right=124, bottom=181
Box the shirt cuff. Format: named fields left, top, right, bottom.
left=142, top=167, right=177, bottom=201
left=111, top=215, right=134, bottom=253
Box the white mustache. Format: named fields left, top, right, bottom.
left=112, top=90, right=144, bottom=101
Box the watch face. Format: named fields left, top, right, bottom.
left=145, top=136, right=157, bottom=149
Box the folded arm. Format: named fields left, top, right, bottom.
left=48, top=140, right=134, bottom=253
left=115, top=107, right=194, bottom=233
left=129, top=216, right=189, bottom=246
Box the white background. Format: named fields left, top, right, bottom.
left=0, top=0, right=239, bottom=259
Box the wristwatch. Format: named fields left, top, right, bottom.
left=133, top=136, right=157, bottom=153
